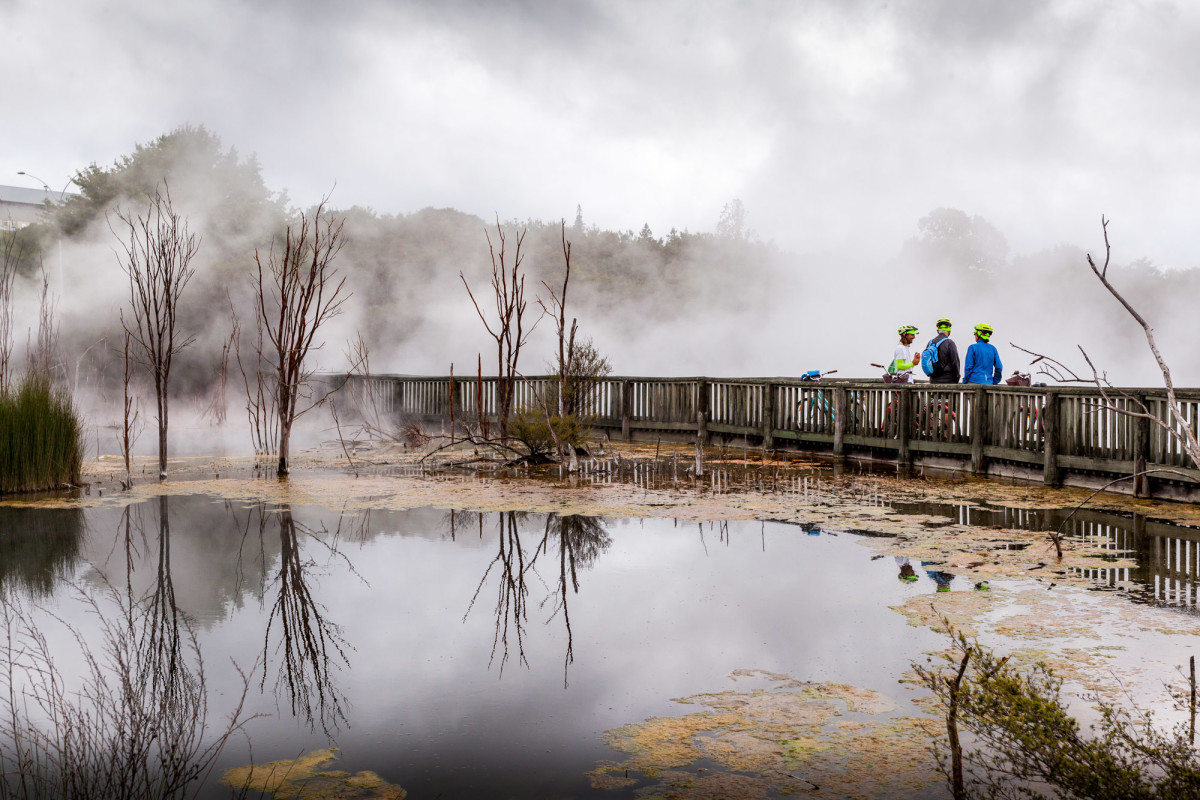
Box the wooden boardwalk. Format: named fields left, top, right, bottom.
left=338, top=374, right=1200, bottom=501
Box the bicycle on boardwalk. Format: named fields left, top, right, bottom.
left=880, top=388, right=959, bottom=441
left=1002, top=370, right=1046, bottom=446
left=794, top=370, right=846, bottom=433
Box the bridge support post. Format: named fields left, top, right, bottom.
left=1133, top=393, right=1151, bottom=498
left=971, top=386, right=987, bottom=475
left=621, top=380, right=632, bottom=441
left=762, top=383, right=775, bottom=452
left=697, top=379, right=709, bottom=445
left=897, top=386, right=912, bottom=472
left=1043, top=390, right=1060, bottom=487
left=833, top=386, right=847, bottom=460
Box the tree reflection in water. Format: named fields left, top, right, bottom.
left=463, top=511, right=611, bottom=685
left=0, top=495, right=253, bottom=799
left=143, top=496, right=184, bottom=693
left=259, top=504, right=358, bottom=736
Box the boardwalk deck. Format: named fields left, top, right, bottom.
left=335, top=375, right=1200, bottom=501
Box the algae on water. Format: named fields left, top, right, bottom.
left=221, top=749, right=405, bottom=800
left=589, top=672, right=942, bottom=799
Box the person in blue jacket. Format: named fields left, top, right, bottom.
left=962, top=323, right=1003, bottom=385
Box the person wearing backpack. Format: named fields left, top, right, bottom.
left=962, top=323, right=1004, bottom=385
left=920, top=318, right=960, bottom=384
left=887, top=324, right=921, bottom=383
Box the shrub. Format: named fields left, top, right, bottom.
left=915, top=626, right=1200, bottom=799
left=0, top=373, right=85, bottom=493
left=508, top=405, right=591, bottom=461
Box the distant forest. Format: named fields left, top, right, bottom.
left=4, top=125, right=784, bottom=396
left=5, top=124, right=1199, bottom=395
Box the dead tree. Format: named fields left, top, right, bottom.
left=1014, top=216, right=1200, bottom=471
left=253, top=199, right=349, bottom=476
left=231, top=296, right=277, bottom=457
left=538, top=221, right=578, bottom=418
left=113, top=186, right=199, bottom=479
left=534, top=221, right=611, bottom=467
left=26, top=267, right=59, bottom=378
left=118, top=322, right=141, bottom=488
left=460, top=219, right=534, bottom=438
left=0, top=231, right=21, bottom=392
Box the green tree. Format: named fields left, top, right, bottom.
left=914, top=207, right=1010, bottom=273
left=56, top=125, right=280, bottom=243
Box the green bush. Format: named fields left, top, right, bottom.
left=508, top=405, right=591, bottom=462
left=0, top=373, right=84, bottom=493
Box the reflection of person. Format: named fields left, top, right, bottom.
left=895, top=556, right=918, bottom=583
left=924, top=318, right=961, bottom=384
left=888, top=325, right=920, bottom=384
left=962, top=323, right=1003, bottom=385
left=923, top=565, right=954, bottom=593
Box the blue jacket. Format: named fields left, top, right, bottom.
left=962, top=341, right=1003, bottom=385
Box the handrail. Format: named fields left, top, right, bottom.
left=329, top=374, right=1200, bottom=495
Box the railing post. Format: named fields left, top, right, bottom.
left=762, top=382, right=775, bottom=452
left=1043, top=390, right=1060, bottom=487
left=697, top=379, right=710, bottom=445
left=621, top=380, right=632, bottom=441
left=897, top=386, right=912, bottom=470
left=833, top=385, right=847, bottom=460
left=1133, top=393, right=1150, bottom=498
left=971, top=386, right=987, bottom=475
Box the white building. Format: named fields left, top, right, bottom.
left=0, top=184, right=60, bottom=232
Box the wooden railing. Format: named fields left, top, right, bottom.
left=335, top=375, right=1200, bottom=495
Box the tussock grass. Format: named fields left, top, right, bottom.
left=0, top=373, right=84, bottom=494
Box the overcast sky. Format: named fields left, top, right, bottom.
left=5, top=0, right=1200, bottom=266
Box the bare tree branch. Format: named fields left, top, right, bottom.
left=251, top=198, right=353, bottom=475
left=459, top=217, right=536, bottom=438
left=112, top=183, right=200, bottom=479
left=1009, top=217, right=1200, bottom=472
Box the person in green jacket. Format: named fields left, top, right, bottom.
left=888, top=324, right=920, bottom=383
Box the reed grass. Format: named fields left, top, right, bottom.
left=0, top=373, right=84, bottom=494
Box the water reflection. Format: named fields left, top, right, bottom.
left=0, top=496, right=251, bottom=798
left=891, top=499, right=1200, bottom=612
left=0, top=505, right=84, bottom=597
left=141, top=497, right=186, bottom=693
left=462, top=511, right=612, bottom=685
left=259, top=504, right=356, bottom=736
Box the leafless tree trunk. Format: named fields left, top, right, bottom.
left=1085, top=217, right=1200, bottom=468
left=539, top=221, right=578, bottom=417
left=253, top=199, right=350, bottom=476
left=231, top=296, right=277, bottom=457
left=119, top=323, right=141, bottom=488
left=460, top=219, right=534, bottom=438
left=0, top=232, right=21, bottom=392
left=113, top=185, right=200, bottom=479
left=26, top=267, right=60, bottom=378
left=1014, top=216, right=1200, bottom=471
left=204, top=325, right=234, bottom=425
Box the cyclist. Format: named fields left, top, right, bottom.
left=888, top=324, right=920, bottom=383
left=962, top=323, right=1004, bottom=385
left=923, top=318, right=960, bottom=384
